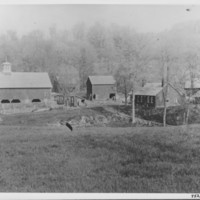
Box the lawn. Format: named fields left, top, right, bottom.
left=0, top=124, right=200, bottom=192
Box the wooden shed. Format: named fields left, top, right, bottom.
left=0, top=62, right=52, bottom=108
left=86, top=75, right=117, bottom=101
left=134, top=82, right=183, bottom=108
left=51, top=93, right=65, bottom=105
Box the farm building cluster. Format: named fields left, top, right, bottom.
left=0, top=62, right=118, bottom=114
left=0, top=61, right=199, bottom=114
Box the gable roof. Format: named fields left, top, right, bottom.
left=144, top=82, right=162, bottom=88
left=88, top=75, right=116, bottom=85
left=134, top=82, right=183, bottom=96
left=0, top=72, right=52, bottom=89
left=168, top=82, right=185, bottom=96
left=185, top=78, right=200, bottom=89
left=134, top=82, right=163, bottom=96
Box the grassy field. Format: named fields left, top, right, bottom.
left=0, top=123, right=200, bottom=192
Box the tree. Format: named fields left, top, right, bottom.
left=162, top=66, right=169, bottom=127
left=77, top=43, right=96, bottom=90
left=115, top=65, right=134, bottom=105
left=183, top=52, right=200, bottom=125
left=20, top=30, right=47, bottom=72
left=72, top=22, right=86, bottom=41
left=152, top=33, right=181, bottom=127
left=0, top=31, right=20, bottom=70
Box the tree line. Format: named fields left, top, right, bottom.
left=1, top=21, right=200, bottom=99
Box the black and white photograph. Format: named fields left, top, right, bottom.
left=0, top=1, right=200, bottom=197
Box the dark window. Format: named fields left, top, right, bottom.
left=11, top=99, right=20, bottom=103
left=109, top=93, right=116, bottom=99
left=32, top=99, right=41, bottom=103
left=57, top=96, right=64, bottom=105
left=1, top=99, right=10, bottom=103
left=70, top=96, right=74, bottom=106
left=150, top=96, right=153, bottom=103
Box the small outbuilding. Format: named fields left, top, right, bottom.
left=134, top=82, right=184, bottom=108
left=86, top=75, right=117, bottom=101
left=51, top=92, right=65, bottom=105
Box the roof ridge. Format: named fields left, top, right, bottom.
left=0, top=72, right=52, bottom=88
left=88, top=75, right=116, bottom=85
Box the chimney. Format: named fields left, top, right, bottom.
left=161, top=78, right=164, bottom=87
left=142, top=79, right=146, bottom=87
left=2, top=62, right=12, bottom=75
left=161, top=65, right=169, bottom=87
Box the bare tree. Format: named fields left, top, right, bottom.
left=184, top=53, right=200, bottom=124
left=115, top=66, right=134, bottom=105
left=162, top=65, right=169, bottom=127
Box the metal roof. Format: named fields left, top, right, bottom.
left=185, top=79, right=200, bottom=89
left=88, top=75, right=116, bottom=85
left=0, top=72, right=52, bottom=89
left=134, top=82, right=163, bottom=96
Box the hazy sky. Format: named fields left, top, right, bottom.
left=0, top=4, right=200, bottom=36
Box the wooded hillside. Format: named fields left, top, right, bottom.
left=1, top=21, right=200, bottom=95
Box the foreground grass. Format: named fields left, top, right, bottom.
left=0, top=125, right=200, bottom=192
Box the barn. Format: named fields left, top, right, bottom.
left=0, top=62, right=52, bottom=112
left=86, top=75, right=116, bottom=100
left=134, top=82, right=184, bottom=108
